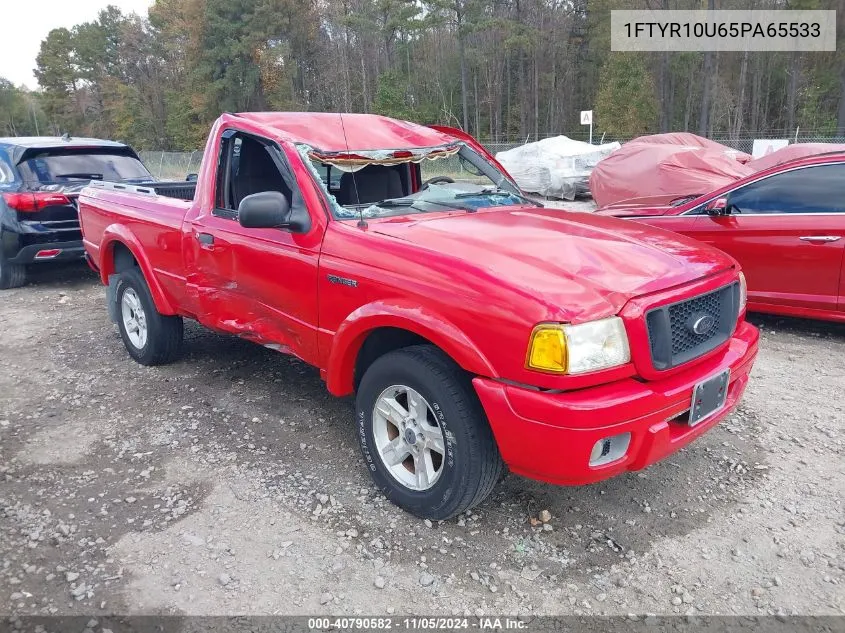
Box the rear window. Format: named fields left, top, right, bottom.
left=17, top=148, right=151, bottom=185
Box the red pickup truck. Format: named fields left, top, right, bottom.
left=79, top=113, right=759, bottom=520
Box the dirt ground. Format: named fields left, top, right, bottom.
left=1, top=260, right=843, bottom=618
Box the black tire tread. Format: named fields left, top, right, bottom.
left=364, top=344, right=503, bottom=519
left=403, top=346, right=504, bottom=516
left=116, top=267, right=183, bottom=366
left=0, top=259, right=26, bottom=289
left=150, top=313, right=184, bottom=365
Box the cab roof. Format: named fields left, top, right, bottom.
left=231, top=112, right=456, bottom=153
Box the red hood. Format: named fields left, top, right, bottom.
left=595, top=193, right=699, bottom=217
left=367, top=207, right=735, bottom=322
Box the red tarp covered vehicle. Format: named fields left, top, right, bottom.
left=590, top=133, right=752, bottom=208
left=748, top=142, right=845, bottom=172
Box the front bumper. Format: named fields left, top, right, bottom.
left=474, top=320, right=759, bottom=485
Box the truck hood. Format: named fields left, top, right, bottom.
left=369, top=207, right=734, bottom=321
left=595, top=193, right=699, bottom=217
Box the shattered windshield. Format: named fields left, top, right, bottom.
left=299, top=143, right=535, bottom=220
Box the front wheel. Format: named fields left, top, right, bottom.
left=113, top=267, right=183, bottom=366
left=355, top=345, right=503, bottom=520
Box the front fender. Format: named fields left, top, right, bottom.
left=325, top=300, right=497, bottom=397
left=98, top=224, right=176, bottom=315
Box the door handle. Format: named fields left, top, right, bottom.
left=196, top=232, right=215, bottom=247
left=799, top=235, right=841, bottom=243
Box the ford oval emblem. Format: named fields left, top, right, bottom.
left=690, top=313, right=716, bottom=335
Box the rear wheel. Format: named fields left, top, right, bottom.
left=0, top=255, right=26, bottom=290
left=356, top=345, right=503, bottom=520
left=114, top=267, right=183, bottom=365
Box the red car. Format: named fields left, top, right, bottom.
left=596, top=153, right=845, bottom=323
left=78, top=112, right=758, bottom=519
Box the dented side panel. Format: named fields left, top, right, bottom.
left=183, top=135, right=329, bottom=367
left=184, top=212, right=323, bottom=365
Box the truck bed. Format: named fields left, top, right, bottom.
left=78, top=181, right=195, bottom=314
left=149, top=181, right=197, bottom=201
left=84, top=180, right=197, bottom=201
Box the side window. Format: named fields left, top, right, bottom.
left=213, top=132, right=293, bottom=219
left=727, top=164, right=845, bottom=214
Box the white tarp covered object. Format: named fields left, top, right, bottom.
left=495, top=136, right=620, bottom=200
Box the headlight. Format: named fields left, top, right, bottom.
left=526, top=317, right=631, bottom=375
left=738, top=272, right=747, bottom=314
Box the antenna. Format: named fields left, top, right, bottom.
left=338, top=113, right=366, bottom=229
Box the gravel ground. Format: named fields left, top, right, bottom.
left=1, top=261, right=843, bottom=618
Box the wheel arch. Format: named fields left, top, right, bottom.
left=325, top=303, right=496, bottom=397
left=99, top=226, right=176, bottom=315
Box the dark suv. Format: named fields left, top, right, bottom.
left=0, top=137, right=154, bottom=288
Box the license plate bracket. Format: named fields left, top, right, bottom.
left=688, top=369, right=730, bottom=426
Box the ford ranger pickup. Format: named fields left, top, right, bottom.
left=78, top=112, right=759, bottom=520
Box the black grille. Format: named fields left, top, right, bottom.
left=646, top=282, right=740, bottom=370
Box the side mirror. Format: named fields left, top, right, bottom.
left=237, top=191, right=293, bottom=229
left=186, top=173, right=198, bottom=182
left=705, top=197, right=729, bottom=215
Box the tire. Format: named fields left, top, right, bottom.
left=356, top=345, right=503, bottom=520
left=0, top=255, right=26, bottom=289
left=113, top=267, right=183, bottom=366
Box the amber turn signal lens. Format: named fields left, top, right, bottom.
left=526, top=326, right=568, bottom=373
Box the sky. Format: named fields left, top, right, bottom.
left=1, top=0, right=154, bottom=90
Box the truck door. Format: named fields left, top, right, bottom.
left=186, top=130, right=324, bottom=365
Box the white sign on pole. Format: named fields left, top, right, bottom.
left=751, top=139, right=789, bottom=158
left=580, top=110, right=593, bottom=144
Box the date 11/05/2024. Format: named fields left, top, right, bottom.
left=308, top=617, right=528, bottom=630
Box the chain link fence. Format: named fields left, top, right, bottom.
left=138, top=151, right=203, bottom=181
left=697, top=134, right=845, bottom=155
left=138, top=133, right=845, bottom=180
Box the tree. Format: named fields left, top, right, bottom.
left=35, top=28, right=83, bottom=131
left=595, top=53, right=658, bottom=137
left=424, top=0, right=482, bottom=132
left=0, top=79, right=48, bottom=136
left=23, top=0, right=845, bottom=150
left=698, top=0, right=716, bottom=136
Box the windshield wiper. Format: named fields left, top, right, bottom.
left=670, top=194, right=700, bottom=207
left=375, top=198, right=475, bottom=212
left=453, top=188, right=543, bottom=207
left=373, top=198, right=413, bottom=207
left=370, top=198, right=428, bottom=213
left=55, top=173, right=104, bottom=180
